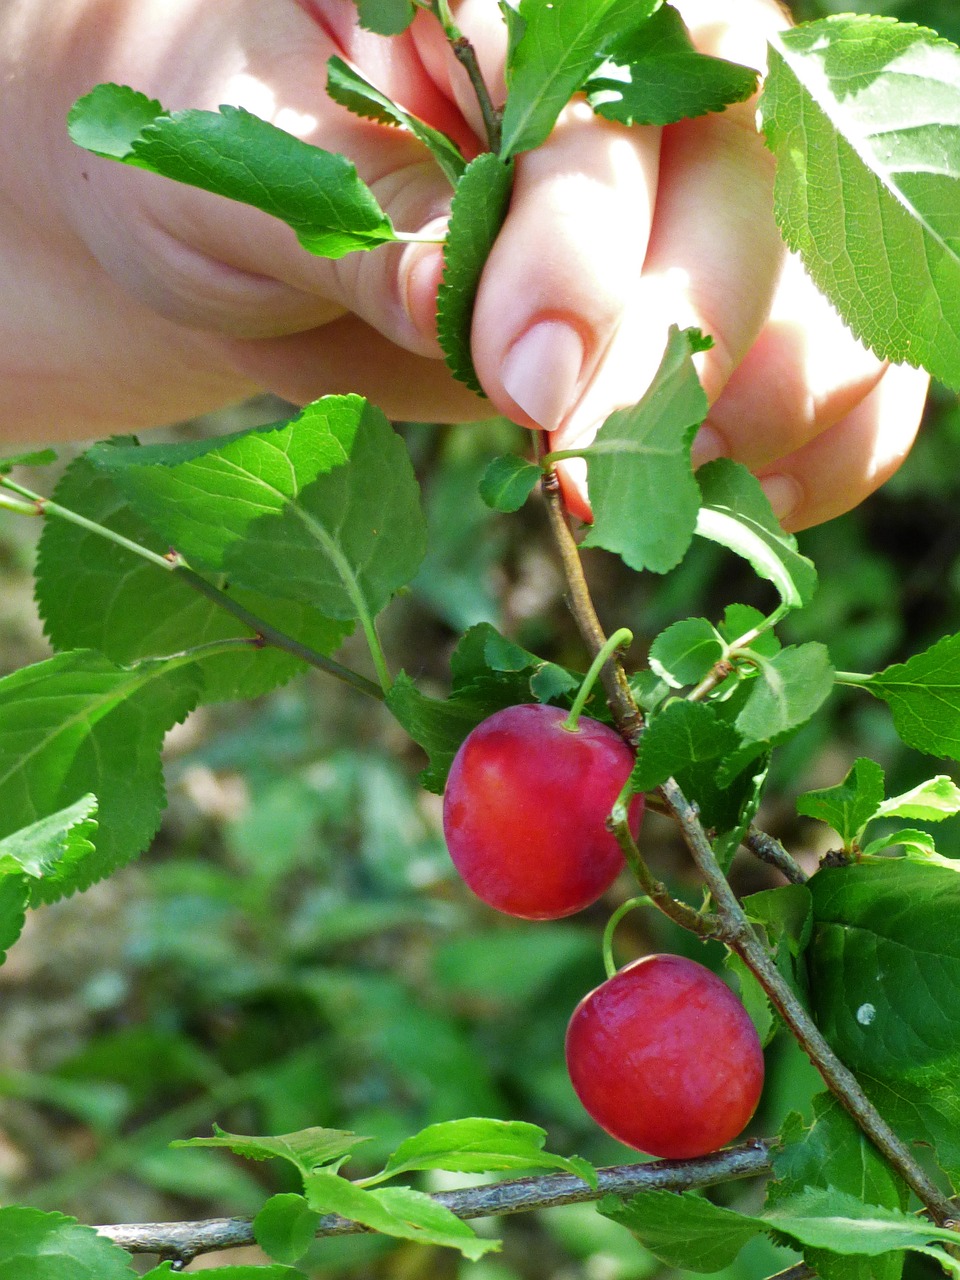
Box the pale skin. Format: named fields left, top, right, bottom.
left=0, top=0, right=929, bottom=531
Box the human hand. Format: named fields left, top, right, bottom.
left=4, top=0, right=927, bottom=531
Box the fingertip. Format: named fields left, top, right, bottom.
left=398, top=231, right=447, bottom=348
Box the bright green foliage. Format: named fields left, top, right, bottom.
left=647, top=617, right=723, bottom=688
left=35, top=455, right=351, bottom=705
left=0, top=448, right=56, bottom=474
left=732, top=643, right=834, bottom=762
left=304, top=1170, right=498, bottom=1259
left=478, top=455, right=542, bottom=512
left=695, top=460, right=818, bottom=609
left=68, top=85, right=398, bottom=258
left=0, top=794, right=97, bottom=882
left=172, top=1124, right=371, bottom=1177
left=0, top=650, right=200, bottom=900
left=0, top=1207, right=139, bottom=1279
left=863, top=632, right=960, bottom=759
left=759, top=17, right=960, bottom=389
left=798, top=757, right=886, bottom=849
left=354, top=0, right=415, bottom=35
left=388, top=622, right=579, bottom=791
left=499, top=0, right=658, bottom=157
left=771, top=1095, right=907, bottom=1280
left=630, top=701, right=739, bottom=793
left=603, top=1185, right=960, bottom=1273
left=89, top=398, right=426, bottom=623
left=0, top=876, right=28, bottom=966
left=809, top=859, right=960, bottom=1179
left=579, top=326, right=707, bottom=573
left=586, top=3, right=759, bottom=127
left=254, top=1194, right=321, bottom=1265
left=379, top=1118, right=596, bottom=1184
left=326, top=56, right=466, bottom=186
left=144, top=1267, right=301, bottom=1280
left=436, top=153, right=514, bottom=393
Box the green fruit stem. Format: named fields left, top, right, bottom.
left=561, top=627, right=634, bottom=732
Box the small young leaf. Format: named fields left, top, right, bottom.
left=253, top=1193, right=321, bottom=1265
left=35, top=452, right=351, bottom=705
left=599, top=1189, right=764, bottom=1273
left=0, top=1206, right=138, bottom=1279
left=759, top=17, right=960, bottom=389
left=326, top=56, right=465, bottom=186
left=648, top=618, right=723, bottom=689
left=436, top=153, right=514, bottom=393
left=579, top=326, right=707, bottom=573
left=630, top=701, right=740, bottom=794
left=875, top=775, right=960, bottom=823
left=478, top=455, right=542, bottom=512
left=69, top=84, right=398, bottom=258
left=862, top=828, right=942, bottom=860
left=354, top=0, right=415, bottom=35
left=304, top=1171, right=498, bottom=1260
left=0, top=652, right=199, bottom=901
left=797, top=757, right=886, bottom=848
left=171, top=1124, right=370, bottom=1180
left=379, top=1118, right=597, bottom=1185
left=90, top=397, right=426, bottom=623
left=864, top=632, right=960, bottom=759
left=732, top=643, right=834, bottom=760
left=719, top=604, right=781, bottom=658
left=586, top=3, right=760, bottom=127
left=500, top=0, right=658, bottom=157
left=0, top=795, right=98, bottom=882
left=0, top=448, right=56, bottom=474
left=695, top=460, right=818, bottom=608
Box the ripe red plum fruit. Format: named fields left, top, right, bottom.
left=442, top=703, right=643, bottom=920
left=565, top=953, right=765, bottom=1158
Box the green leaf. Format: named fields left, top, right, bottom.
left=379, top=1118, right=596, bottom=1185
left=0, top=448, right=56, bottom=474
left=388, top=623, right=579, bottom=791
left=765, top=1186, right=960, bottom=1258
left=797, top=757, right=885, bottom=848
left=630, top=700, right=739, bottom=793
left=0, top=794, right=98, bottom=881
left=695, top=460, right=818, bottom=608
left=171, top=1124, right=370, bottom=1180
left=145, top=1267, right=301, bottom=1280
left=0, top=876, right=28, bottom=966
left=254, top=1193, right=321, bottom=1265
left=89, top=397, right=426, bottom=623
left=436, top=153, right=514, bottom=393
left=478, top=455, right=542, bottom=512
left=500, top=0, right=658, bottom=157
left=875, top=775, right=960, bottom=822
left=770, top=1097, right=907, bottom=1280
left=0, top=1206, right=138, bottom=1279
left=579, top=326, right=707, bottom=573
left=304, top=1171, right=498, bottom=1260
left=732, top=643, right=834, bottom=761
left=758, top=16, right=960, bottom=389
left=0, top=651, right=199, bottom=901
left=326, top=56, right=465, bottom=186
left=719, top=604, right=781, bottom=658
left=648, top=618, right=723, bottom=689
left=808, top=857, right=960, bottom=1177
left=586, top=3, right=759, bottom=127
left=68, top=84, right=398, bottom=258
left=354, top=0, right=415, bottom=35
left=862, top=827, right=943, bottom=860
left=35, top=453, right=351, bottom=705
left=599, top=1189, right=764, bottom=1273
left=864, top=632, right=960, bottom=759
left=743, top=883, right=813, bottom=1008
left=724, top=951, right=775, bottom=1047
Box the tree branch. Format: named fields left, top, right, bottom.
left=96, top=1140, right=774, bottom=1263
left=744, top=828, right=808, bottom=885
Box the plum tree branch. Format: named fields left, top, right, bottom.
left=95, top=1141, right=775, bottom=1263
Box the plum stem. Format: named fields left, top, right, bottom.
left=562, top=627, right=633, bottom=732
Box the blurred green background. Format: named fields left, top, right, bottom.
left=2, top=1, right=959, bottom=1275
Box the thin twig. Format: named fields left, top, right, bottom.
left=608, top=804, right=717, bottom=939
left=541, top=475, right=643, bottom=742
left=745, top=828, right=808, bottom=885
left=96, top=1140, right=775, bottom=1262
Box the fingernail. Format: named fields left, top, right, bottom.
left=502, top=321, right=585, bottom=430
left=760, top=474, right=803, bottom=522
left=690, top=424, right=727, bottom=469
